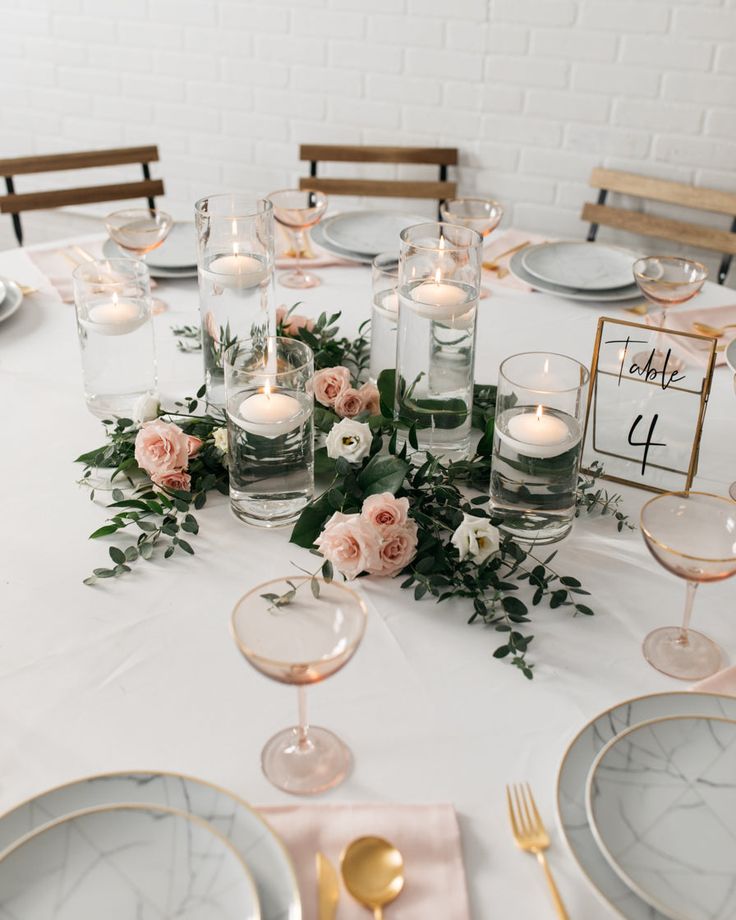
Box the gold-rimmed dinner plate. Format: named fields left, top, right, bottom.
left=556, top=691, right=736, bottom=920
left=101, top=238, right=197, bottom=278
left=521, top=241, right=639, bottom=291
left=0, top=803, right=260, bottom=919
left=508, top=250, right=641, bottom=302
left=0, top=771, right=301, bottom=920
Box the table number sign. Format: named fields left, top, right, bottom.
left=581, top=317, right=716, bottom=492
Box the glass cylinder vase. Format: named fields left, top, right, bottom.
left=370, top=252, right=399, bottom=384
left=489, top=352, right=590, bottom=544
left=394, top=222, right=481, bottom=460
left=73, top=259, right=157, bottom=419
left=225, top=336, right=314, bottom=528
left=195, top=195, right=276, bottom=410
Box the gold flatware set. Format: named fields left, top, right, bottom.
left=482, top=239, right=530, bottom=278
left=317, top=836, right=405, bottom=919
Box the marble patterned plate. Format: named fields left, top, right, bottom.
left=522, top=241, right=638, bottom=291
left=102, top=239, right=197, bottom=278
left=0, top=803, right=259, bottom=920
left=0, top=278, right=23, bottom=324
left=0, top=771, right=300, bottom=920
left=726, top=337, right=736, bottom=375
left=145, top=221, right=198, bottom=269
left=587, top=715, right=736, bottom=920
left=509, top=249, right=641, bottom=302
left=309, top=220, right=372, bottom=263
left=556, top=692, right=736, bottom=920
left=321, top=210, right=426, bottom=258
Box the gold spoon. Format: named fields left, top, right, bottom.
left=692, top=320, right=736, bottom=337
left=341, top=836, right=405, bottom=919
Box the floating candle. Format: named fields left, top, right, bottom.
left=407, top=270, right=474, bottom=321
left=497, top=406, right=580, bottom=459
left=235, top=385, right=304, bottom=438
left=84, top=292, right=145, bottom=336
left=207, top=246, right=268, bottom=288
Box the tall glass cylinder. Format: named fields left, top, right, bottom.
left=195, top=195, right=276, bottom=409
left=490, top=352, right=590, bottom=544
left=225, top=337, right=314, bottom=528
left=395, top=222, right=481, bottom=459
left=73, top=259, right=157, bottom=419
left=370, top=252, right=399, bottom=384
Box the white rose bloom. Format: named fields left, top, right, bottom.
left=451, top=514, right=500, bottom=564
left=325, top=418, right=372, bottom=462
left=132, top=393, right=160, bottom=425
left=213, top=426, right=229, bottom=454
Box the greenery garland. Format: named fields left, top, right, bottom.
left=77, top=307, right=632, bottom=678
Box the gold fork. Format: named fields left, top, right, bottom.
left=507, top=783, right=569, bottom=920
left=482, top=239, right=530, bottom=273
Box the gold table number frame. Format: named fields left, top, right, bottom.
left=581, top=316, right=716, bottom=493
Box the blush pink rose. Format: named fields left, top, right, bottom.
left=276, top=306, right=315, bottom=335
left=315, top=512, right=382, bottom=579
left=361, top=493, right=410, bottom=530
left=374, top=521, right=418, bottom=577
left=134, top=420, right=190, bottom=476
left=334, top=387, right=367, bottom=419
left=313, top=366, right=351, bottom=407
left=151, top=469, right=192, bottom=492
left=187, top=436, right=203, bottom=457
left=359, top=382, right=380, bottom=416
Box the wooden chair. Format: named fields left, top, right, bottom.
left=0, top=146, right=164, bottom=245
left=299, top=145, right=457, bottom=217
left=582, top=167, right=736, bottom=284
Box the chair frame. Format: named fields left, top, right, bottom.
left=299, top=144, right=458, bottom=218
left=0, top=145, right=164, bottom=245
left=583, top=167, right=736, bottom=284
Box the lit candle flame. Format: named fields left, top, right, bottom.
left=434, top=267, right=442, bottom=285
left=264, top=380, right=272, bottom=399
left=231, top=219, right=238, bottom=237
left=439, top=235, right=445, bottom=251
left=543, top=358, right=549, bottom=375
left=536, top=405, right=544, bottom=422
left=112, top=291, right=118, bottom=308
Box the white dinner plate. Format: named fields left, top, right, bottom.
left=321, top=210, right=426, bottom=258
left=0, top=277, right=23, bottom=324
left=0, top=803, right=259, bottom=920
left=726, top=338, right=736, bottom=374
left=0, top=771, right=300, bottom=920
left=522, top=241, right=638, bottom=291
left=587, top=715, right=736, bottom=920
left=102, top=238, right=198, bottom=278
left=0, top=278, right=5, bottom=303
left=509, top=250, right=641, bottom=302
left=309, top=220, right=372, bottom=262
left=145, top=221, right=197, bottom=269
left=556, top=692, right=736, bottom=920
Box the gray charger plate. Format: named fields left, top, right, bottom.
left=0, top=277, right=23, bottom=324
left=0, top=771, right=300, bottom=920
left=102, top=239, right=197, bottom=278
left=509, top=249, right=641, bottom=301
left=557, top=692, right=736, bottom=920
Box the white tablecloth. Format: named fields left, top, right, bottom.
left=2, top=237, right=735, bottom=919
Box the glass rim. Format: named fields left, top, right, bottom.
left=230, top=575, right=369, bottom=668
left=194, top=194, right=273, bottom=220
left=499, top=351, right=590, bottom=394
left=399, top=221, right=482, bottom=251
left=372, top=251, right=399, bottom=274
left=223, top=335, right=314, bottom=375
left=72, top=258, right=150, bottom=285
left=104, top=207, right=172, bottom=222
left=266, top=187, right=328, bottom=204
left=640, top=490, right=736, bottom=564
left=441, top=196, right=503, bottom=210
left=633, top=255, right=708, bottom=279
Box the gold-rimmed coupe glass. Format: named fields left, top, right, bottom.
left=231, top=576, right=367, bottom=795
left=640, top=491, right=736, bottom=680
left=633, top=256, right=707, bottom=372
left=105, top=208, right=174, bottom=314
left=440, top=197, right=504, bottom=299
left=267, top=189, right=328, bottom=289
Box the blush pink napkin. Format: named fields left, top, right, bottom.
left=28, top=242, right=106, bottom=303
left=650, top=303, right=736, bottom=368
left=259, top=802, right=470, bottom=920
left=690, top=664, right=736, bottom=695
left=482, top=229, right=547, bottom=291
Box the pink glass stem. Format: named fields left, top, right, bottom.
left=297, top=685, right=310, bottom=751
left=679, top=580, right=699, bottom=646
left=292, top=230, right=305, bottom=280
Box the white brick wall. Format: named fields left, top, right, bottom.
left=3, top=0, right=736, bottom=278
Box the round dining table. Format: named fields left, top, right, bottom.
left=1, top=231, right=735, bottom=919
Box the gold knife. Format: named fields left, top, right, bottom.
left=316, top=851, right=339, bottom=920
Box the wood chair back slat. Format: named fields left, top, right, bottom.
left=0, top=145, right=159, bottom=177
left=589, top=167, right=736, bottom=217
left=583, top=168, right=736, bottom=283
left=0, top=180, right=165, bottom=214
left=299, top=144, right=458, bottom=166
left=0, top=145, right=163, bottom=245
left=299, top=176, right=457, bottom=200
